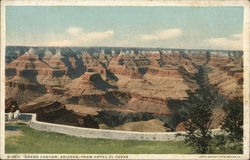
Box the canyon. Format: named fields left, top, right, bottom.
left=5, top=46, right=243, bottom=132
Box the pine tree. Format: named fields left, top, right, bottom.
left=222, top=99, right=243, bottom=143
left=184, top=88, right=215, bottom=154
left=182, top=64, right=216, bottom=154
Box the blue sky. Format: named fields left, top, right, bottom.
left=6, top=6, right=243, bottom=50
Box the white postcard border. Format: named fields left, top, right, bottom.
left=1, top=0, right=249, bottom=159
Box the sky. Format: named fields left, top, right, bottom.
left=6, top=6, right=243, bottom=50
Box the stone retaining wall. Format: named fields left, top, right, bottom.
left=5, top=113, right=223, bottom=141
left=30, top=120, right=186, bottom=141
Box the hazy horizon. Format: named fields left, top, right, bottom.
left=5, top=45, right=243, bottom=52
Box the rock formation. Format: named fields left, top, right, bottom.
left=208, top=55, right=243, bottom=100
left=21, top=101, right=99, bottom=128
left=99, top=119, right=170, bottom=132
left=5, top=46, right=243, bottom=132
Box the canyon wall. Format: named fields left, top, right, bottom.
left=5, top=46, right=243, bottom=131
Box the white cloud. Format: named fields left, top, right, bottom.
left=140, top=28, right=182, bottom=41
left=207, top=33, right=243, bottom=50
left=78, top=30, right=114, bottom=42
left=41, top=27, right=115, bottom=46
left=67, top=27, right=83, bottom=35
